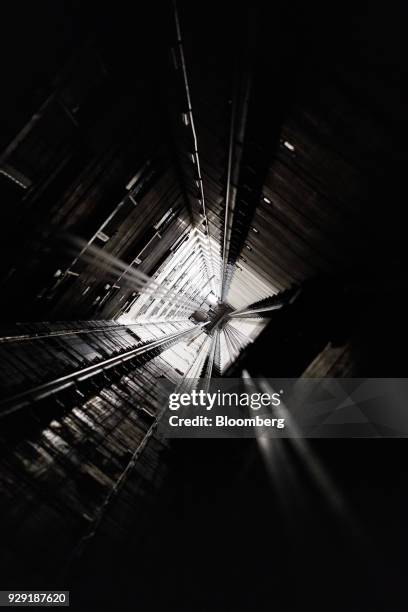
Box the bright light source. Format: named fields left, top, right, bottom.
left=283, top=140, right=295, bottom=152
left=207, top=293, right=218, bottom=306
left=181, top=113, right=189, bottom=126
left=263, top=196, right=271, bottom=204
left=96, top=231, right=110, bottom=243
left=251, top=227, right=259, bottom=233
left=154, top=208, right=173, bottom=230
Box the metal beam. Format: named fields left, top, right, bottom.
left=0, top=322, right=207, bottom=416
left=228, top=287, right=301, bottom=318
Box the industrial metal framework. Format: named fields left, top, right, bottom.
left=0, top=0, right=406, bottom=599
